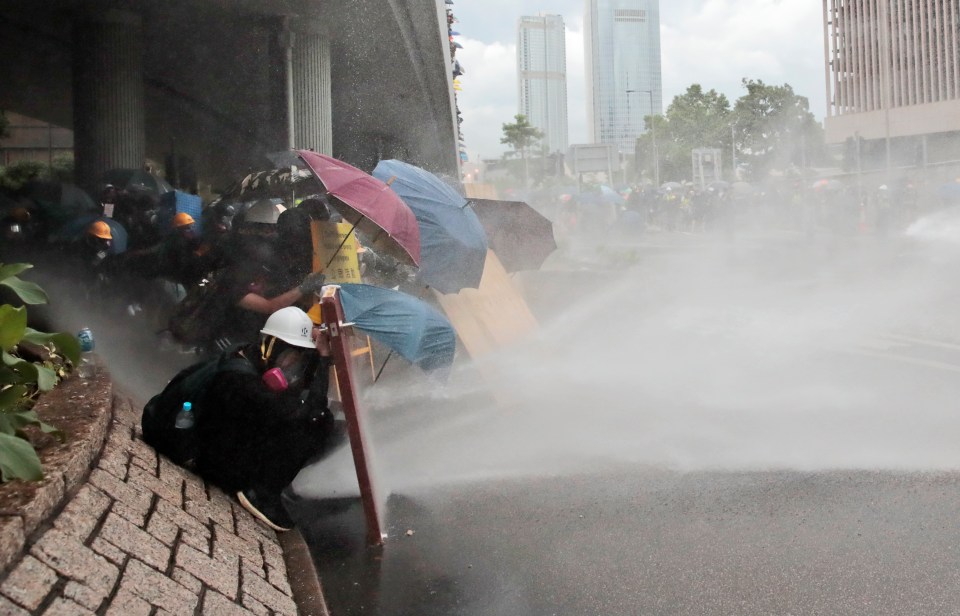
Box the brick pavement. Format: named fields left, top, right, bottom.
left=0, top=384, right=314, bottom=615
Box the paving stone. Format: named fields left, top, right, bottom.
left=104, top=588, right=152, bottom=616
left=110, top=396, right=140, bottom=428
left=241, top=565, right=297, bottom=615
left=117, top=559, right=198, bottom=614
left=266, top=564, right=293, bottom=596
left=53, top=485, right=111, bottom=542
left=172, top=566, right=202, bottom=593
left=90, top=537, right=127, bottom=567
left=128, top=454, right=155, bottom=474
left=0, top=516, right=25, bottom=575
left=240, top=593, right=270, bottom=616
left=97, top=443, right=130, bottom=481
left=153, top=497, right=210, bottom=538
left=0, top=594, right=30, bottom=615
left=176, top=543, right=239, bottom=600
left=158, top=457, right=203, bottom=492
left=259, top=538, right=286, bottom=571
left=30, top=530, right=119, bottom=605
left=203, top=589, right=259, bottom=616
left=41, top=597, right=96, bottom=616
left=88, top=469, right=151, bottom=520
left=213, top=523, right=264, bottom=570
left=128, top=466, right=182, bottom=507
left=99, top=513, right=171, bottom=572
left=0, top=555, right=58, bottom=610
left=234, top=505, right=277, bottom=542
left=186, top=493, right=233, bottom=528
left=62, top=580, right=106, bottom=611
left=110, top=498, right=148, bottom=528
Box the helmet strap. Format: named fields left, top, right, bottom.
left=260, top=336, right=277, bottom=362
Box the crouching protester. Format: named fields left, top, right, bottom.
left=142, top=306, right=336, bottom=531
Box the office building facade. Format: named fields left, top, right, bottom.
left=584, top=0, right=662, bottom=153
left=517, top=14, right=569, bottom=155
left=822, top=0, right=960, bottom=163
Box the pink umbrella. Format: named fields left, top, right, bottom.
left=296, top=150, right=420, bottom=266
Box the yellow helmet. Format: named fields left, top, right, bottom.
left=173, top=212, right=195, bottom=228
left=88, top=220, right=112, bottom=240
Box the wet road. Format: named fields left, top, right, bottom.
left=290, top=233, right=960, bottom=616
left=298, top=469, right=960, bottom=616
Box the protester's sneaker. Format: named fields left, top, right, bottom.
left=237, top=489, right=294, bottom=532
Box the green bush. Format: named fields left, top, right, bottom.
left=0, top=263, right=79, bottom=481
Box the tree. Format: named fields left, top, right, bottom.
left=636, top=84, right=732, bottom=183
left=732, top=79, right=823, bottom=181
left=500, top=114, right=543, bottom=187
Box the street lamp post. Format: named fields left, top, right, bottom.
left=627, top=89, right=659, bottom=186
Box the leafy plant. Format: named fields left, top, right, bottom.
left=0, top=263, right=79, bottom=481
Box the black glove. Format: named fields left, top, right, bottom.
left=298, top=271, right=326, bottom=295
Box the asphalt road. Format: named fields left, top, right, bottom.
left=291, top=232, right=960, bottom=616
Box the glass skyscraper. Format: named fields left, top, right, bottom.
left=517, top=14, right=569, bottom=155
left=584, top=0, right=662, bottom=153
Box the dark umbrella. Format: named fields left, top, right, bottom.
left=218, top=167, right=323, bottom=203
left=338, top=283, right=456, bottom=372
left=21, top=181, right=99, bottom=230
left=469, top=198, right=556, bottom=272
left=297, top=150, right=421, bottom=267
left=102, top=169, right=174, bottom=198
left=372, top=159, right=488, bottom=293
left=56, top=215, right=129, bottom=253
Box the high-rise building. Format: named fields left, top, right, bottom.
left=584, top=0, right=662, bottom=153
left=517, top=14, right=569, bottom=155
left=822, top=0, right=960, bottom=163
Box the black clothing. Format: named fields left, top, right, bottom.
left=193, top=345, right=333, bottom=495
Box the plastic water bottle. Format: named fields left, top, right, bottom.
left=174, top=402, right=194, bottom=430
left=76, top=328, right=97, bottom=379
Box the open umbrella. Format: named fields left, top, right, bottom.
left=56, top=214, right=129, bottom=253
left=22, top=181, right=99, bottom=230
left=373, top=159, right=488, bottom=293
left=297, top=150, right=421, bottom=267
left=469, top=198, right=556, bottom=272
left=337, top=283, right=456, bottom=372
left=102, top=169, right=174, bottom=198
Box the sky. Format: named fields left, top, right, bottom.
left=450, top=0, right=826, bottom=162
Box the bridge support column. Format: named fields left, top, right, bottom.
left=289, top=21, right=333, bottom=155
left=72, top=9, right=145, bottom=193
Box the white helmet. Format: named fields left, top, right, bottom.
left=260, top=307, right=314, bottom=348
left=246, top=199, right=286, bottom=224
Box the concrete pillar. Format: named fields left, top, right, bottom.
left=72, top=9, right=145, bottom=193
left=290, top=21, right=333, bottom=155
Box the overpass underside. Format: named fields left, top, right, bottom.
left=0, top=0, right=459, bottom=192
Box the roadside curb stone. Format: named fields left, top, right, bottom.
left=0, top=371, right=324, bottom=615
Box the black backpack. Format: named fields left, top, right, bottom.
left=141, top=345, right=257, bottom=466
left=167, top=275, right=231, bottom=346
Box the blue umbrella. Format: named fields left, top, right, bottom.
left=372, top=159, right=488, bottom=293
left=338, top=283, right=456, bottom=372
left=56, top=214, right=129, bottom=253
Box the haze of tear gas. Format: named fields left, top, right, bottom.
left=296, top=220, right=960, bottom=502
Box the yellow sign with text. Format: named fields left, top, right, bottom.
left=311, top=221, right=362, bottom=284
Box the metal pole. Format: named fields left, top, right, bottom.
left=730, top=123, right=737, bottom=181
left=626, top=89, right=659, bottom=186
